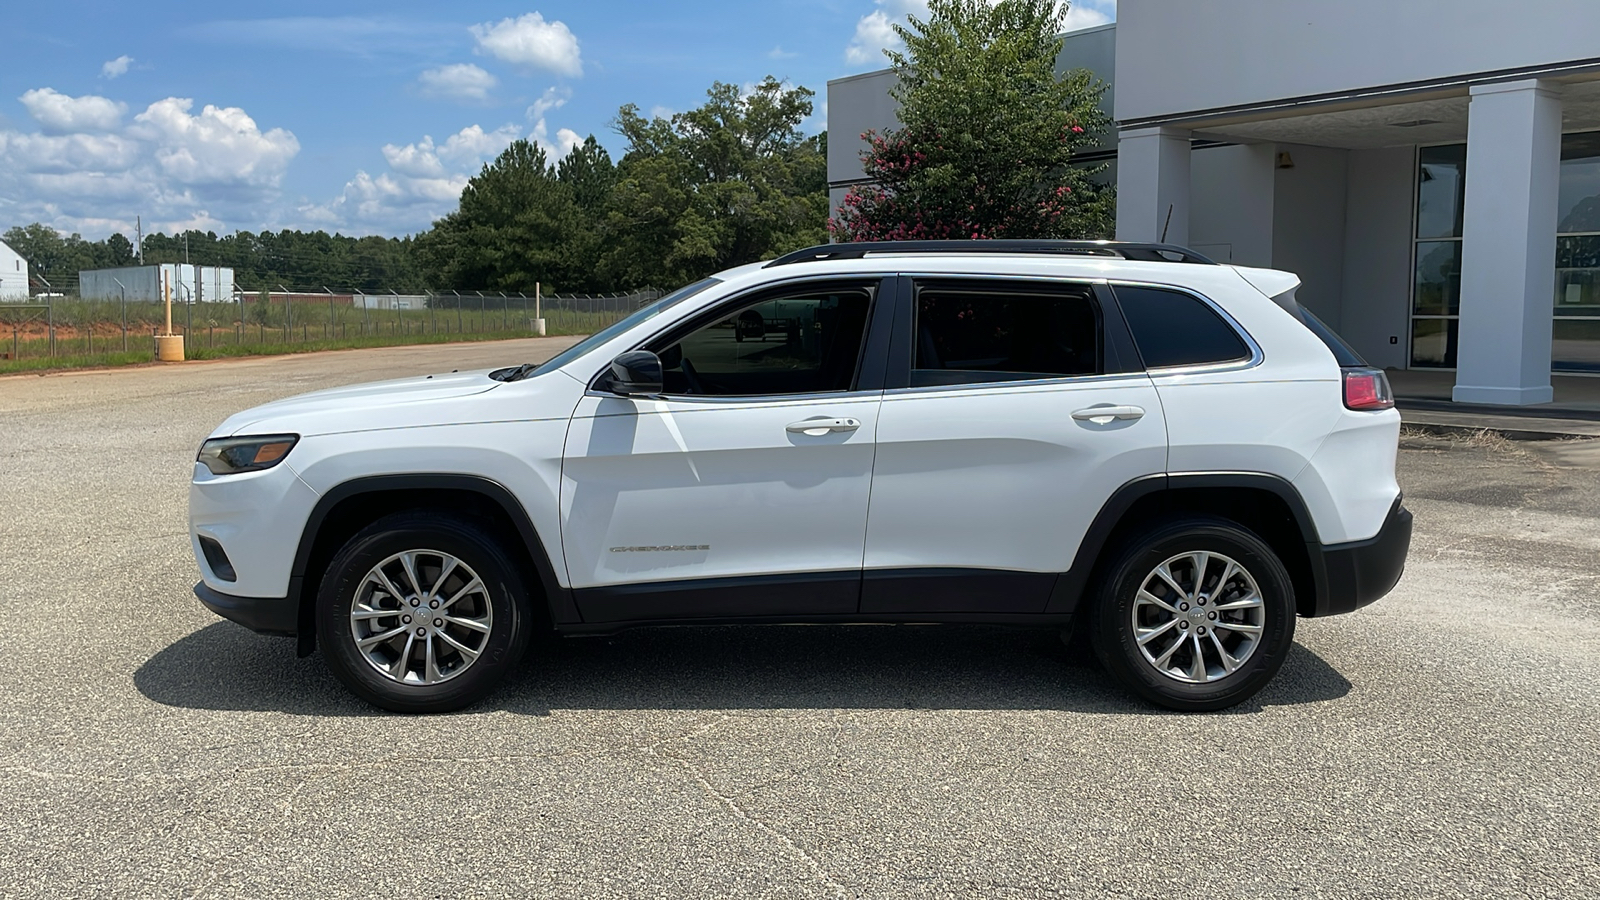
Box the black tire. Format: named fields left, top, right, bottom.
left=317, top=512, right=535, bottom=713
left=1089, top=517, right=1296, bottom=711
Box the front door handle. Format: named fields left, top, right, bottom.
left=786, top=417, right=862, bottom=436
left=1071, top=405, right=1145, bottom=425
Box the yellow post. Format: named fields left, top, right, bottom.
left=156, top=267, right=186, bottom=361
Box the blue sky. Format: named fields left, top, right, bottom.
left=0, top=0, right=1116, bottom=240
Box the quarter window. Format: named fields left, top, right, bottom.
left=653, top=283, right=873, bottom=396
left=910, top=280, right=1101, bottom=386
left=1114, top=285, right=1251, bottom=369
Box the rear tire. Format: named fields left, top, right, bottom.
left=317, top=512, right=534, bottom=713
left=1089, top=517, right=1295, bottom=711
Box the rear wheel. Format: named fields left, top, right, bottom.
left=317, top=512, right=534, bottom=713
left=1090, top=518, right=1295, bottom=711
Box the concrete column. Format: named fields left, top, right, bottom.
left=1116, top=125, right=1191, bottom=246
left=1453, top=79, right=1562, bottom=406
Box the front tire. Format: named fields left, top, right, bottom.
left=317, top=512, right=534, bottom=713
left=1089, top=518, right=1296, bottom=711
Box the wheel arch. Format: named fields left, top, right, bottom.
left=1048, top=473, right=1328, bottom=621
left=290, top=474, right=574, bottom=656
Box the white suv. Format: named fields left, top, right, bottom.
left=189, top=241, right=1411, bottom=713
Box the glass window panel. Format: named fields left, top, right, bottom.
left=1553, top=318, right=1600, bottom=372
left=1114, top=285, right=1250, bottom=369
left=1556, top=236, right=1600, bottom=317
left=1414, top=241, right=1462, bottom=316
left=911, top=282, right=1101, bottom=385
left=1417, top=144, right=1467, bottom=239
left=1410, top=317, right=1458, bottom=368
left=657, top=286, right=872, bottom=396
left=1558, top=131, right=1600, bottom=233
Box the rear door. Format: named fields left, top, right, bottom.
left=860, top=275, right=1168, bottom=614
left=561, top=276, right=894, bottom=624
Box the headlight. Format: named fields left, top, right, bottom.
left=197, top=434, right=299, bottom=475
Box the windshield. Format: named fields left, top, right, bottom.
left=520, top=277, right=721, bottom=377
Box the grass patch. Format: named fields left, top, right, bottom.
left=0, top=328, right=578, bottom=376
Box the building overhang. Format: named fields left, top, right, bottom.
left=1122, top=62, right=1600, bottom=150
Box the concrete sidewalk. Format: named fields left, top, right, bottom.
left=1389, top=370, right=1600, bottom=439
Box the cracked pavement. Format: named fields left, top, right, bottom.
left=2, top=344, right=1599, bottom=898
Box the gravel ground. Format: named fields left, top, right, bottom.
left=1, top=344, right=1597, bottom=899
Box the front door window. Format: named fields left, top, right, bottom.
left=655, top=285, right=873, bottom=396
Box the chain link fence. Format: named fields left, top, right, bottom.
left=0, top=288, right=657, bottom=368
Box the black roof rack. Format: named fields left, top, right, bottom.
left=764, top=240, right=1218, bottom=267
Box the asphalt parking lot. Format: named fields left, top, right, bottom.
left=3, top=342, right=1598, bottom=898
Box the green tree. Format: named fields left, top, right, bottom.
left=605, top=76, right=827, bottom=288
left=417, top=139, right=590, bottom=295
left=104, top=233, right=137, bottom=266
left=830, top=0, right=1113, bottom=242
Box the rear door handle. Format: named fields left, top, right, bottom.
left=786, top=417, right=862, bottom=435
left=1071, top=405, right=1145, bottom=424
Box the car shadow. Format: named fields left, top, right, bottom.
left=136, top=622, right=1352, bottom=717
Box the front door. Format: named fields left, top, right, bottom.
left=861, top=276, right=1168, bottom=614
left=562, top=278, right=890, bottom=624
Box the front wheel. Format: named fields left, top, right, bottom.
left=1089, top=518, right=1296, bottom=711
left=317, top=512, right=534, bottom=713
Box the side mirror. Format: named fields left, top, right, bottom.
left=605, top=350, right=663, bottom=396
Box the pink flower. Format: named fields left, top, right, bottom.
left=1072, top=126, right=1084, bottom=133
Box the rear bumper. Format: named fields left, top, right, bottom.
left=1309, top=497, right=1413, bottom=617
left=193, top=582, right=297, bottom=636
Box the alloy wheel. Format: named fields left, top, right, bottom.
left=348, top=550, right=494, bottom=685
left=1131, top=551, right=1265, bottom=684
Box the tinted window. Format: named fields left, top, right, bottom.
left=654, top=284, right=872, bottom=396
left=1115, top=285, right=1251, bottom=369
left=912, top=281, right=1100, bottom=386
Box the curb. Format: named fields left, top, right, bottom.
left=1399, top=411, right=1600, bottom=441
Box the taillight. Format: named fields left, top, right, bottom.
left=1343, top=367, right=1394, bottom=411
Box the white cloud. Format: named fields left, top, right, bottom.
left=0, top=90, right=300, bottom=237
left=648, top=105, right=674, bottom=121
left=440, top=123, right=523, bottom=165
left=529, top=117, right=581, bottom=160
left=471, top=12, right=582, bottom=77
left=845, top=1, right=1116, bottom=65
left=768, top=45, right=798, bottom=60
left=1064, top=0, right=1114, bottom=31
left=522, top=87, right=580, bottom=160
left=19, top=88, right=127, bottom=134
left=845, top=1, right=919, bottom=66
left=101, top=55, right=134, bottom=79
left=526, top=85, right=570, bottom=122
left=305, top=123, right=523, bottom=235
left=417, top=63, right=497, bottom=102
left=130, top=98, right=299, bottom=186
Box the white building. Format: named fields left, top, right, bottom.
left=827, top=0, right=1600, bottom=404
left=0, top=239, right=29, bottom=300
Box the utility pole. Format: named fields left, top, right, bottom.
left=136, top=216, right=143, bottom=265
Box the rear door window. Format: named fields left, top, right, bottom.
left=910, top=279, right=1102, bottom=387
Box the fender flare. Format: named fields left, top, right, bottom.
left=1045, top=472, right=1325, bottom=615
left=289, top=473, right=574, bottom=656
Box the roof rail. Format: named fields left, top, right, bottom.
left=764, top=240, right=1218, bottom=267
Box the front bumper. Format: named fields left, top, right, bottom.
left=194, top=582, right=297, bottom=636
left=1309, top=497, right=1413, bottom=617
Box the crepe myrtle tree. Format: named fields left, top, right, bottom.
left=830, top=0, right=1114, bottom=242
